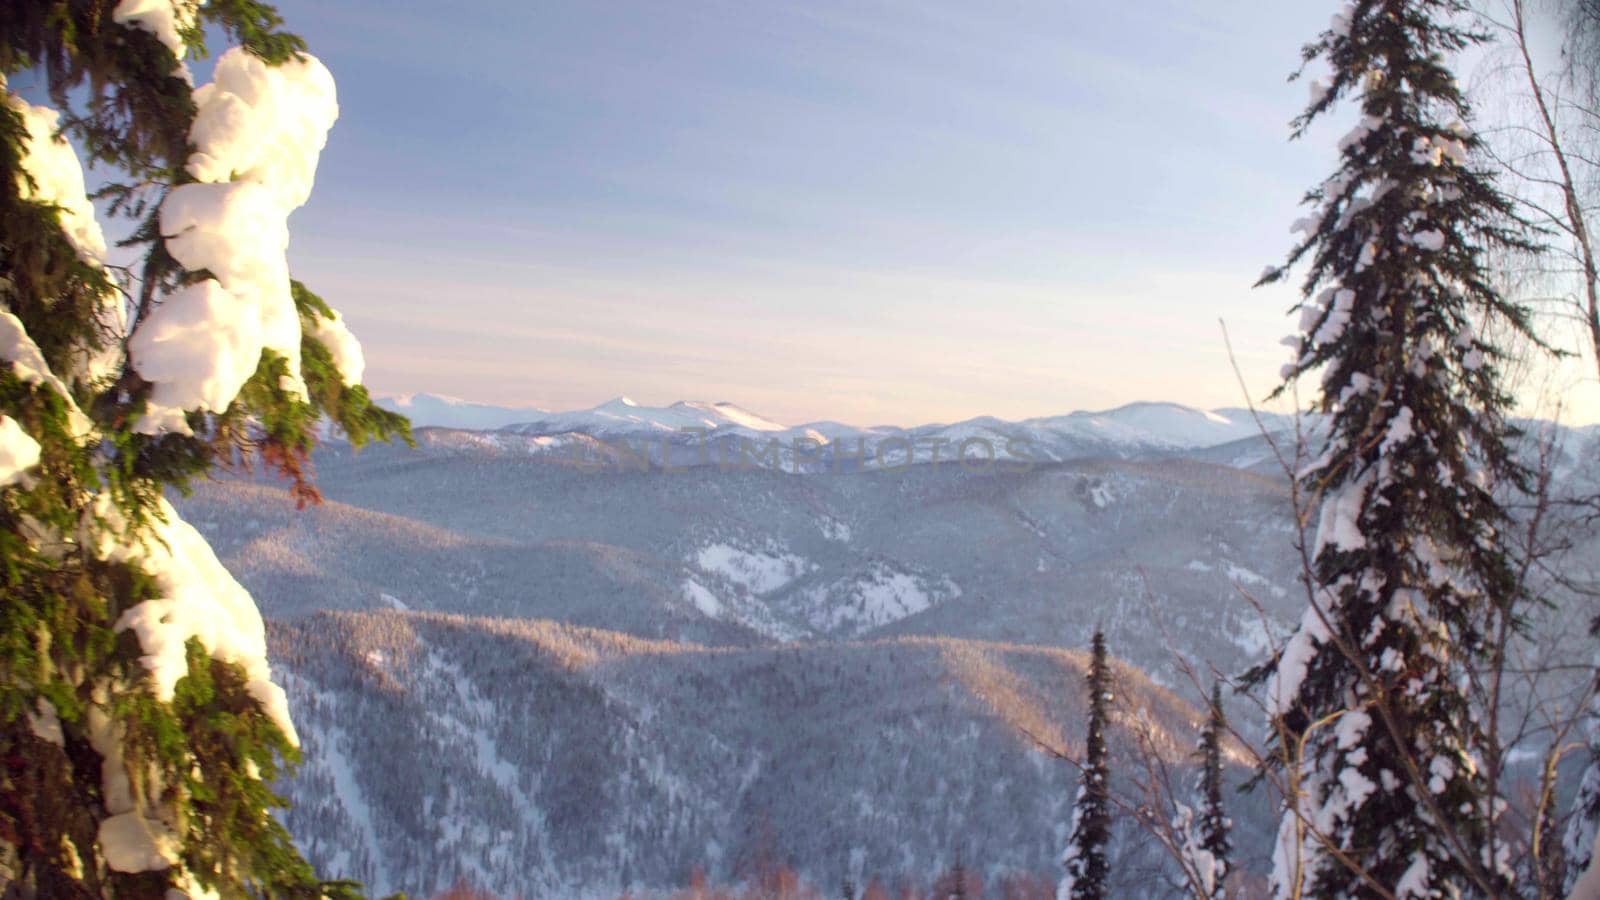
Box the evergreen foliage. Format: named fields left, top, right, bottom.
left=0, top=0, right=407, bottom=896
left=1059, top=630, right=1111, bottom=900
left=1250, top=0, right=1538, bottom=896
left=1193, top=683, right=1230, bottom=897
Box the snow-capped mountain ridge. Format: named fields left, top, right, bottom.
left=377, top=393, right=549, bottom=431
left=384, top=392, right=1296, bottom=458
left=1019, top=401, right=1268, bottom=449
left=501, top=396, right=789, bottom=438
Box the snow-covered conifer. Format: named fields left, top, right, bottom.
left=0, top=1, right=407, bottom=895
left=1059, top=630, right=1112, bottom=900
left=1191, top=683, right=1231, bottom=898
left=1251, top=1, right=1538, bottom=896
left=1565, top=686, right=1600, bottom=895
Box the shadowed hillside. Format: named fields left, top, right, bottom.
left=267, top=611, right=1277, bottom=898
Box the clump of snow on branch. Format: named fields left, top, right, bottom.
left=186, top=49, right=338, bottom=210
left=0, top=417, right=41, bottom=487
left=1314, top=470, right=1372, bottom=553
left=310, top=307, right=365, bottom=385
left=126, top=281, right=262, bottom=433
left=98, top=809, right=179, bottom=873
left=96, top=495, right=298, bottom=746
left=5, top=89, right=130, bottom=384
left=86, top=684, right=177, bottom=872
left=131, top=47, right=340, bottom=432
left=4, top=94, right=108, bottom=264
left=1395, top=855, right=1432, bottom=899
left=0, top=312, right=95, bottom=437
left=1268, top=602, right=1334, bottom=716
left=111, top=0, right=197, bottom=60
left=0, top=312, right=72, bottom=397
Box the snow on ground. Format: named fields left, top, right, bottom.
left=808, top=565, right=961, bottom=633
left=1227, top=614, right=1277, bottom=657
left=852, top=569, right=938, bottom=624
left=417, top=646, right=556, bottom=893
left=1025, top=402, right=1270, bottom=450
left=1089, top=482, right=1115, bottom=509
left=700, top=401, right=786, bottom=433
left=306, top=686, right=386, bottom=887
left=693, top=542, right=811, bottom=595
left=681, top=580, right=723, bottom=618
left=1224, top=561, right=1287, bottom=598
left=1224, top=562, right=1266, bottom=586
left=818, top=518, right=852, bottom=542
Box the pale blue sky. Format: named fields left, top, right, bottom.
left=263, top=0, right=1589, bottom=426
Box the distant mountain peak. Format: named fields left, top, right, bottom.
left=375, top=393, right=549, bottom=432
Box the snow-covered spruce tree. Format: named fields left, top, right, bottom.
left=1565, top=689, right=1600, bottom=894
left=0, top=1, right=407, bottom=896
left=1191, top=683, right=1230, bottom=898
left=1059, top=630, right=1111, bottom=900
left=1250, top=0, right=1540, bottom=896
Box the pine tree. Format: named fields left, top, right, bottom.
left=1059, top=630, right=1111, bottom=900
left=948, top=850, right=969, bottom=900
left=1191, top=683, right=1231, bottom=898
left=0, top=1, right=407, bottom=896
left=1251, top=0, right=1538, bottom=896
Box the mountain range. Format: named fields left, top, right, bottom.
left=179, top=395, right=1600, bottom=897
left=379, top=393, right=1297, bottom=456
